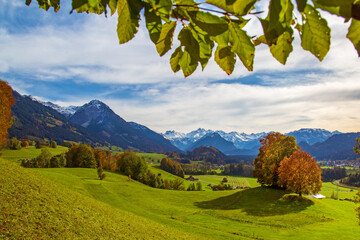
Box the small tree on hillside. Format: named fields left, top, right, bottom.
left=117, top=150, right=147, bottom=180
left=196, top=181, right=203, bottom=191
left=21, top=140, right=29, bottom=148
left=35, top=141, right=42, bottom=149
left=37, top=148, right=52, bottom=168
left=97, top=166, right=106, bottom=180
left=7, top=137, right=21, bottom=150
left=278, top=151, right=322, bottom=197
left=50, top=141, right=57, bottom=148
left=77, top=144, right=97, bottom=168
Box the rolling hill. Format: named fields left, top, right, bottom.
left=0, top=158, right=201, bottom=239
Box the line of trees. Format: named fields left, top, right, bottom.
left=21, top=149, right=66, bottom=168
left=321, top=167, right=347, bottom=182
left=340, top=172, right=360, bottom=188
left=118, top=151, right=185, bottom=190
left=160, top=157, right=185, bottom=178
left=221, top=163, right=254, bottom=178
left=20, top=144, right=187, bottom=190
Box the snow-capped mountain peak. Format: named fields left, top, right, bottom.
left=27, top=95, right=80, bottom=118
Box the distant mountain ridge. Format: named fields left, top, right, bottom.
left=286, top=128, right=341, bottom=145
left=9, top=91, right=106, bottom=145
left=299, top=132, right=360, bottom=160
left=188, top=132, right=239, bottom=154
left=162, top=128, right=341, bottom=152
left=23, top=94, right=358, bottom=160
left=68, top=100, right=180, bottom=153
left=162, top=128, right=359, bottom=160
left=11, top=95, right=179, bottom=153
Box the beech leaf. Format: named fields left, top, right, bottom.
left=116, top=0, right=143, bottom=44
left=229, top=21, right=255, bottom=71
left=300, top=4, right=330, bottom=61
left=215, top=46, right=236, bottom=75
left=156, top=21, right=177, bottom=56
left=346, top=19, right=360, bottom=57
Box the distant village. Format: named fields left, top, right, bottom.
left=319, top=159, right=360, bottom=168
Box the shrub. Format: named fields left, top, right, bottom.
left=21, top=140, right=29, bottom=148
left=50, top=153, right=66, bottom=168
left=62, top=141, right=75, bottom=148
left=35, top=141, right=42, bottom=149
left=196, top=181, right=202, bottom=191
left=50, top=141, right=57, bottom=148
left=97, top=167, right=106, bottom=180
left=7, top=137, right=21, bottom=150
left=37, top=148, right=52, bottom=168
left=66, top=144, right=97, bottom=168
left=117, top=150, right=147, bottom=180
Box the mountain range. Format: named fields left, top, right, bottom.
left=163, top=128, right=360, bottom=160
left=9, top=92, right=178, bottom=153
left=9, top=91, right=360, bottom=161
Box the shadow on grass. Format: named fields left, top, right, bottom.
left=194, top=187, right=314, bottom=216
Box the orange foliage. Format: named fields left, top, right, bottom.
left=253, top=132, right=299, bottom=187
left=94, top=149, right=117, bottom=171
left=0, top=80, right=15, bottom=146
left=278, top=151, right=322, bottom=197
left=21, top=140, right=29, bottom=148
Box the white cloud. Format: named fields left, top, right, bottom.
left=1, top=2, right=360, bottom=134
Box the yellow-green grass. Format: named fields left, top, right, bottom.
left=31, top=167, right=360, bottom=239
left=138, top=153, right=167, bottom=163
left=0, top=158, right=205, bottom=240
left=149, top=165, right=197, bottom=188
left=0, top=146, right=68, bottom=164
left=2, top=147, right=360, bottom=239
left=187, top=175, right=261, bottom=188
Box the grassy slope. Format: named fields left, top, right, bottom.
left=2, top=148, right=360, bottom=239
left=33, top=167, right=360, bottom=240
left=138, top=153, right=167, bottom=163
left=0, top=146, right=68, bottom=164
left=0, top=158, right=205, bottom=240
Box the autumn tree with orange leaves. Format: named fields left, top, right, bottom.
left=0, top=80, right=15, bottom=147
left=253, top=132, right=299, bottom=187
left=278, top=151, right=322, bottom=197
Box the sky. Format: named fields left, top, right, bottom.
left=0, top=0, right=360, bottom=134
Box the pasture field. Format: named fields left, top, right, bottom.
left=138, top=153, right=167, bottom=163
left=188, top=175, right=261, bottom=188
left=0, top=146, right=68, bottom=164
left=0, top=158, right=200, bottom=240
left=2, top=148, right=360, bottom=239
left=31, top=168, right=360, bottom=239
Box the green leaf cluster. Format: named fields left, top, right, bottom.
left=25, top=0, right=360, bottom=77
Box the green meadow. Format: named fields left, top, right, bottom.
left=1, top=148, right=360, bottom=239
left=0, top=146, right=68, bottom=164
